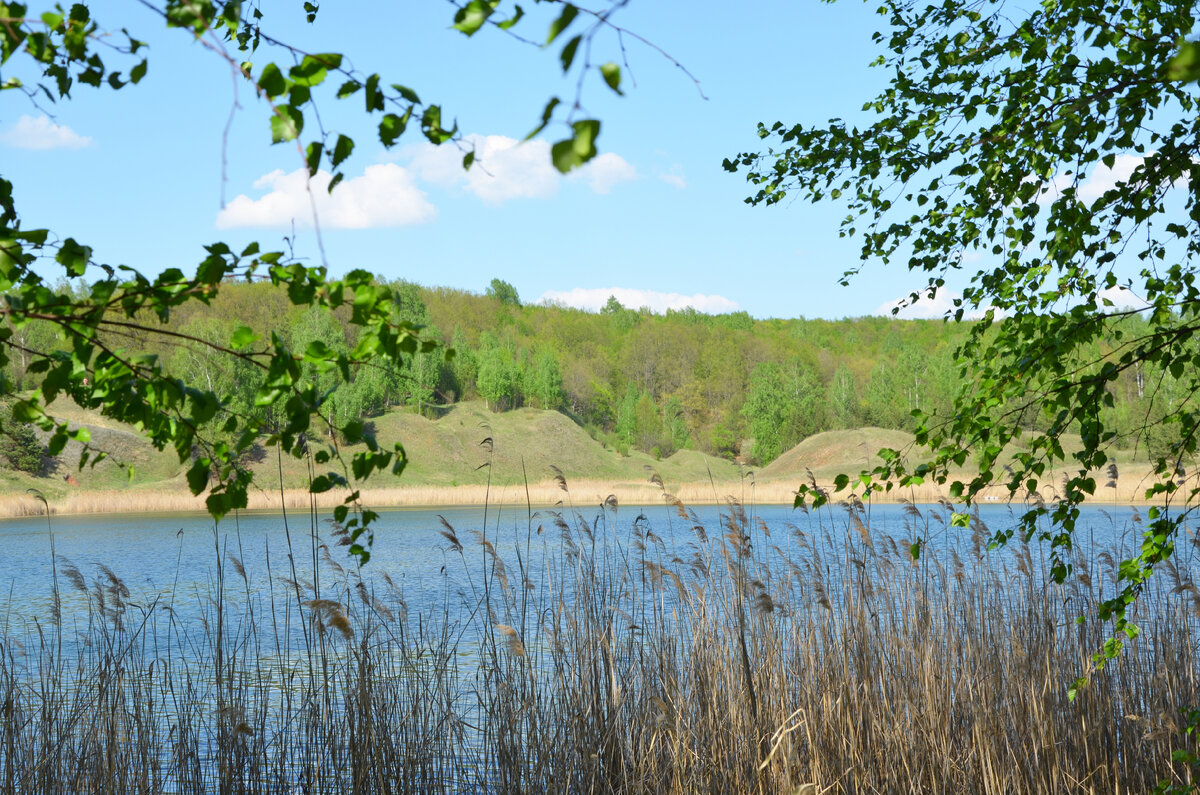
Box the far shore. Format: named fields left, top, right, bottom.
left=0, top=472, right=1173, bottom=520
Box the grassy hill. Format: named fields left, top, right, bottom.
left=3, top=401, right=743, bottom=506
left=760, top=428, right=918, bottom=480
left=0, top=402, right=1160, bottom=516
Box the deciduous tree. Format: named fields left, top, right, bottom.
left=0, top=0, right=639, bottom=560
left=727, top=0, right=1200, bottom=662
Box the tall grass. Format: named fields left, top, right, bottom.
left=1, top=489, right=1198, bottom=792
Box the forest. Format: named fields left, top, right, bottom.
left=0, top=275, right=1174, bottom=473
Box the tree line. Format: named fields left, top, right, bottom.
left=2, top=276, right=1180, bottom=471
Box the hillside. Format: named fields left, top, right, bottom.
left=3, top=401, right=743, bottom=507
left=283, top=400, right=744, bottom=490
left=3, top=281, right=1169, bottom=485
left=0, top=400, right=1163, bottom=517
left=759, top=428, right=918, bottom=480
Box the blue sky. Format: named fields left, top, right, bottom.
left=0, top=1, right=1145, bottom=320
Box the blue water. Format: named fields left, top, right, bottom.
left=0, top=500, right=1190, bottom=793
left=0, top=501, right=1172, bottom=630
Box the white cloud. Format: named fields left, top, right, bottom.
left=1035, top=153, right=1186, bottom=205
left=879, top=285, right=1148, bottom=320
left=1078, top=154, right=1149, bottom=203
left=407, top=134, right=636, bottom=205
left=1094, top=285, right=1151, bottom=311
left=215, top=164, right=435, bottom=229
left=539, top=287, right=739, bottom=314
left=657, top=166, right=688, bottom=190
left=876, top=289, right=1001, bottom=320
left=0, top=114, right=92, bottom=150
left=409, top=135, right=557, bottom=204
left=568, top=152, right=638, bottom=194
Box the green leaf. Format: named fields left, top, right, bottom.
left=258, top=62, right=286, bottom=97
left=600, top=61, right=622, bottom=94
left=453, top=0, right=495, bottom=36
left=187, top=460, right=210, bottom=495
left=305, top=141, right=323, bottom=176
left=1168, top=40, right=1200, bottom=82
left=364, top=73, right=384, bottom=112
left=391, top=83, right=420, bottom=104
left=56, top=238, right=91, bottom=277
left=559, top=34, right=582, bottom=72
left=47, top=430, right=67, bottom=457
left=290, top=53, right=338, bottom=87
left=420, top=106, right=453, bottom=144
left=526, top=96, right=561, bottom=140
left=270, top=106, right=303, bottom=143
left=546, top=4, right=578, bottom=44
left=497, top=4, right=524, bottom=30
left=230, top=325, right=259, bottom=350
left=206, top=491, right=232, bottom=518
left=304, top=340, right=333, bottom=361
left=129, top=59, right=147, bottom=84
left=550, top=119, right=600, bottom=173
left=332, top=133, right=354, bottom=168
left=342, top=419, right=364, bottom=443
left=379, top=112, right=408, bottom=147
left=1067, top=676, right=1087, bottom=702
left=288, top=84, right=311, bottom=106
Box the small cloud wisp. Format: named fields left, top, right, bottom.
left=0, top=115, right=92, bottom=150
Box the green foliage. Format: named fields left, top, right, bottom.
left=727, top=0, right=1200, bottom=645
left=828, top=365, right=859, bottom=430
left=33, top=268, right=1187, bottom=476
left=0, top=402, right=43, bottom=473
left=486, top=278, right=521, bottom=307
left=741, top=361, right=823, bottom=464
left=526, top=349, right=564, bottom=410
left=0, top=0, right=634, bottom=562
left=476, top=336, right=519, bottom=411
left=420, top=286, right=988, bottom=459
left=662, top=395, right=690, bottom=454
left=1154, top=707, right=1200, bottom=794
left=614, top=383, right=639, bottom=449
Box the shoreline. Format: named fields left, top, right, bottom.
left=0, top=474, right=1169, bottom=520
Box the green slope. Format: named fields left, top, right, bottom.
left=29, top=400, right=742, bottom=496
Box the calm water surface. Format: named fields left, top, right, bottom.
left=0, top=500, right=1190, bottom=792
left=0, top=501, right=1172, bottom=629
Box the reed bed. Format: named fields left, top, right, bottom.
left=0, top=464, right=1176, bottom=519
left=1, top=492, right=1198, bottom=793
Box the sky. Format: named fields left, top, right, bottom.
left=0, top=1, right=1154, bottom=320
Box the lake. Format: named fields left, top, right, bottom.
left=1, top=500, right=1195, bottom=793
left=0, top=501, right=1166, bottom=630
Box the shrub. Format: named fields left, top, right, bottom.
left=0, top=404, right=44, bottom=474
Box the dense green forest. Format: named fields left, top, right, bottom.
left=0, top=277, right=1173, bottom=469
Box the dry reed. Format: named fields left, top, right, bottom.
left=0, top=491, right=1197, bottom=793
left=0, top=461, right=1178, bottom=520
